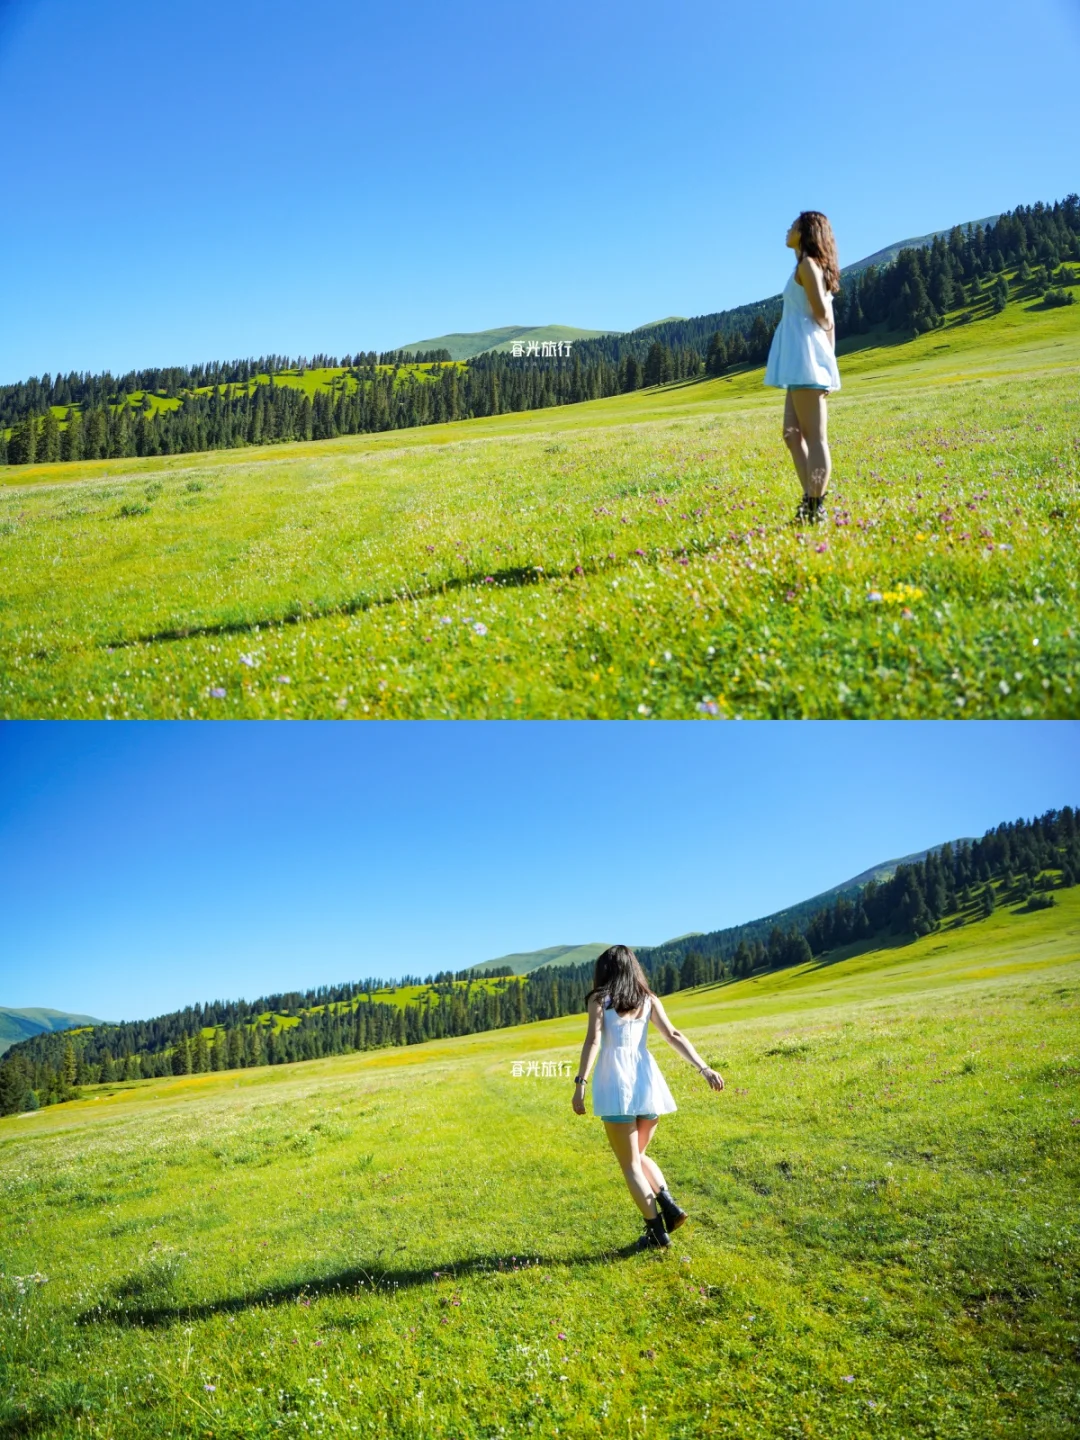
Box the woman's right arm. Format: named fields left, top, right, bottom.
left=650, top=995, right=725, bottom=1091
left=572, top=996, right=603, bottom=1113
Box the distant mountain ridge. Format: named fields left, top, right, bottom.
left=842, top=216, right=1000, bottom=277
left=393, top=215, right=1001, bottom=362
left=0, top=1007, right=104, bottom=1056
left=471, top=943, right=614, bottom=976
left=468, top=841, right=974, bottom=978
left=396, top=324, right=617, bottom=361
left=635, top=839, right=976, bottom=972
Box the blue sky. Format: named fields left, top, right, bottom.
left=0, top=721, right=1076, bottom=1020
left=1, top=0, right=1078, bottom=381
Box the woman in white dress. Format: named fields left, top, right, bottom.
left=763, top=210, right=842, bottom=525
left=571, top=945, right=724, bottom=1250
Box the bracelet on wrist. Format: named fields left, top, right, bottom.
left=574, top=1075, right=587, bottom=1085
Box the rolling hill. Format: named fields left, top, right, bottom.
left=0, top=1006, right=104, bottom=1056
left=470, top=943, right=613, bottom=975
left=395, top=324, right=617, bottom=361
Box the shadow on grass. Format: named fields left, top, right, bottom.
left=803, top=932, right=917, bottom=972
left=103, top=563, right=553, bottom=650
left=78, top=1246, right=648, bottom=1329
left=100, top=516, right=769, bottom=653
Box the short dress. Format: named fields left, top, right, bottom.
left=764, top=267, right=841, bottom=392
left=591, top=995, right=677, bottom=1120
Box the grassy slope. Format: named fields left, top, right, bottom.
left=0, top=284, right=1077, bottom=720
left=1, top=892, right=1077, bottom=1440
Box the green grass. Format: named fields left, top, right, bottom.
left=2, top=891, right=1078, bottom=1439
left=1, top=290, right=1078, bottom=718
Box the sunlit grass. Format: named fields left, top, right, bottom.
left=1, top=297, right=1077, bottom=718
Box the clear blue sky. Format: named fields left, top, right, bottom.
left=1, top=721, right=1076, bottom=1021
left=1, top=0, right=1078, bottom=382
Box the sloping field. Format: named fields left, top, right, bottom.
left=1, top=892, right=1078, bottom=1438
left=1, top=297, right=1077, bottom=719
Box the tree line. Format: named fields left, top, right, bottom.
left=0, top=967, right=592, bottom=1115
left=1, top=808, right=1075, bottom=1117
left=3, top=198, right=1076, bottom=465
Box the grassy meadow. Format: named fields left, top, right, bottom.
left=0, top=290, right=1077, bottom=718
left=2, top=893, right=1079, bottom=1439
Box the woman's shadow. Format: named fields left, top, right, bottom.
left=79, top=1244, right=648, bottom=1329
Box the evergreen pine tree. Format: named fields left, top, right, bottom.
left=38, top=409, right=61, bottom=462
left=61, top=1038, right=77, bottom=1091
left=60, top=408, right=83, bottom=461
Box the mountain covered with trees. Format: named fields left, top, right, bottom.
left=1, top=807, right=1075, bottom=1117
left=2, top=197, right=1076, bottom=467
left=0, top=1007, right=105, bottom=1057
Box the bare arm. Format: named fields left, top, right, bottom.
left=798, top=255, right=834, bottom=342
left=649, top=996, right=724, bottom=1090
left=571, top=996, right=603, bottom=1113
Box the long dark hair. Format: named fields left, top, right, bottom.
left=795, top=210, right=841, bottom=294
left=585, top=945, right=654, bottom=1015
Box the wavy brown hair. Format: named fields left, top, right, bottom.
left=795, top=211, right=841, bottom=294
left=585, top=945, right=654, bottom=1015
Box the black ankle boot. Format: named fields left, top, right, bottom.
left=636, top=1213, right=671, bottom=1250
left=655, top=1186, right=688, bottom=1231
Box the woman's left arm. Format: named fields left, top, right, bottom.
left=798, top=256, right=834, bottom=338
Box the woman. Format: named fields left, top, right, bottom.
left=571, top=945, right=724, bottom=1249
left=764, top=210, right=842, bottom=524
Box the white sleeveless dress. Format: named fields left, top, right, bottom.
left=590, top=995, right=677, bottom=1117
left=764, top=268, right=841, bottom=391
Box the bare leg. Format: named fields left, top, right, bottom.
left=790, top=389, right=831, bottom=498
left=782, top=390, right=810, bottom=494
left=636, top=1117, right=667, bottom=1194
left=603, top=1120, right=658, bottom=1219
